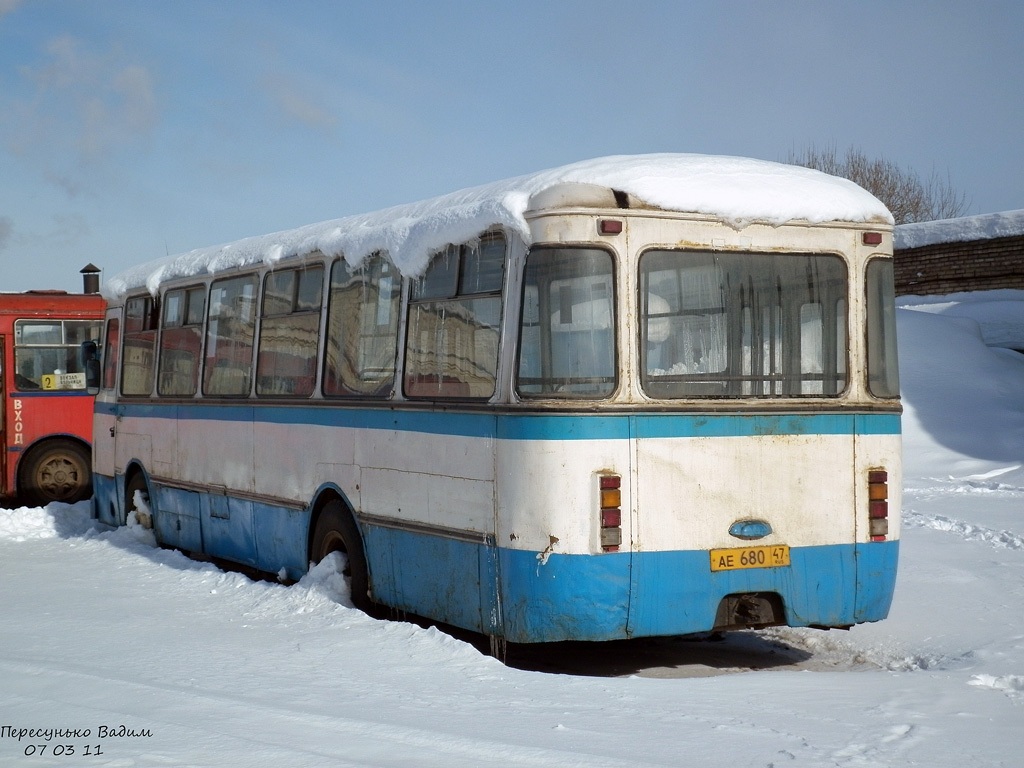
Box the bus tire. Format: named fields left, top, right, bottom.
left=125, top=472, right=153, bottom=529
left=311, top=501, right=372, bottom=612
left=19, top=439, right=92, bottom=507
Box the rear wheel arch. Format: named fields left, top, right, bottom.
left=123, top=464, right=153, bottom=528
left=307, top=491, right=372, bottom=612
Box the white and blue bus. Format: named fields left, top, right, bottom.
left=90, top=154, right=901, bottom=644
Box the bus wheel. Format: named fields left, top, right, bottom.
left=19, top=439, right=91, bottom=507
left=125, top=472, right=153, bottom=529
left=311, top=501, right=371, bottom=612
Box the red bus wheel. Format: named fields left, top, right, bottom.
left=19, top=439, right=91, bottom=507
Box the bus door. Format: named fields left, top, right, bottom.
left=91, top=310, right=124, bottom=525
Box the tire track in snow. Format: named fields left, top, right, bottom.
left=904, top=475, right=1024, bottom=499
left=763, top=627, right=976, bottom=674
left=903, top=510, right=1024, bottom=551
left=968, top=673, right=1024, bottom=702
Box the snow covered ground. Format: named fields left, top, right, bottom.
left=3, top=291, right=1023, bottom=767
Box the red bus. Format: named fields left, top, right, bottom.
left=1, top=281, right=105, bottom=506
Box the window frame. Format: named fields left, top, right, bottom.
left=865, top=257, right=900, bottom=399
left=323, top=253, right=402, bottom=398
left=12, top=318, right=103, bottom=392
left=515, top=244, right=619, bottom=400
left=403, top=232, right=507, bottom=400
left=202, top=274, right=259, bottom=398
left=255, top=265, right=324, bottom=398
left=120, top=295, right=159, bottom=397
left=157, top=285, right=206, bottom=397
left=638, top=248, right=850, bottom=400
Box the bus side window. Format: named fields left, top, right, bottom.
left=203, top=275, right=258, bottom=397
left=102, top=318, right=120, bottom=391
left=516, top=247, right=617, bottom=398
left=324, top=254, right=400, bottom=397
left=405, top=233, right=505, bottom=400
left=158, top=286, right=205, bottom=397
left=121, top=296, right=158, bottom=396
left=256, top=266, right=323, bottom=397
left=865, top=259, right=900, bottom=398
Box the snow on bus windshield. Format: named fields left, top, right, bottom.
left=104, top=153, right=892, bottom=300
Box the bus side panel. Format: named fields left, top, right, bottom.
left=853, top=421, right=902, bottom=621
left=92, top=399, right=119, bottom=523
left=152, top=485, right=203, bottom=552
left=361, top=524, right=491, bottom=634
left=201, top=495, right=257, bottom=568
left=92, top=471, right=120, bottom=525
left=177, top=406, right=255, bottom=497
left=252, top=501, right=310, bottom=579
left=497, top=549, right=631, bottom=643
left=362, top=468, right=495, bottom=537
left=854, top=541, right=900, bottom=622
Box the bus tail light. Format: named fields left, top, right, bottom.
left=599, top=474, right=622, bottom=552
left=868, top=469, right=889, bottom=541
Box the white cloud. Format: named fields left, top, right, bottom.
left=4, top=34, right=158, bottom=192
left=0, top=0, right=22, bottom=19
left=261, top=71, right=338, bottom=136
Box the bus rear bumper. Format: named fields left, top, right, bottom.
left=498, top=541, right=899, bottom=643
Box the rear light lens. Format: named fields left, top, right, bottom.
left=599, top=474, right=622, bottom=552
left=868, top=469, right=889, bottom=541
left=862, top=231, right=883, bottom=246
left=599, top=219, right=623, bottom=235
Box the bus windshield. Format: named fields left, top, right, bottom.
left=13, top=319, right=103, bottom=391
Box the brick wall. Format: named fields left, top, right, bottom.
left=894, top=234, right=1024, bottom=296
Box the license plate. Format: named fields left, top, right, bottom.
left=710, top=545, right=790, bottom=572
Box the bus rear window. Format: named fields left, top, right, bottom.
left=639, top=250, right=848, bottom=398
left=516, top=247, right=616, bottom=398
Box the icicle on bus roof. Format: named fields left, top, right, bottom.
left=104, top=153, right=893, bottom=299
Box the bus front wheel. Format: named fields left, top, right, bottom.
left=19, top=439, right=92, bottom=507
left=311, top=501, right=371, bottom=612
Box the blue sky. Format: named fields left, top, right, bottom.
left=1, top=0, right=1022, bottom=294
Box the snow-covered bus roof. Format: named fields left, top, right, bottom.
left=104, top=153, right=893, bottom=300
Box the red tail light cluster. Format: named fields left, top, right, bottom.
left=599, top=474, right=622, bottom=552
left=868, top=469, right=889, bottom=541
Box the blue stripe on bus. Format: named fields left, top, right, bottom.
left=369, top=523, right=899, bottom=642
left=96, top=400, right=900, bottom=440
left=92, top=469, right=899, bottom=642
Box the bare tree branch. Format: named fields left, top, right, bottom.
left=787, top=144, right=969, bottom=224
